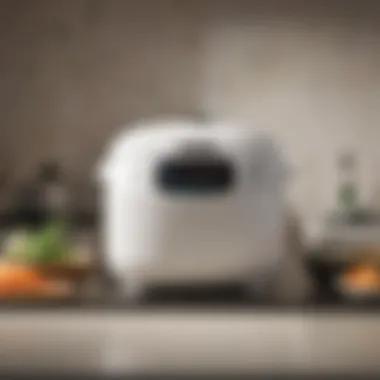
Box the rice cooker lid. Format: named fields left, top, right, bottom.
left=96, top=119, right=203, bottom=182
left=97, top=120, right=290, bottom=188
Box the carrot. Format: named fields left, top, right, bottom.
left=0, top=263, right=47, bottom=295
left=344, top=266, right=378, bottom=289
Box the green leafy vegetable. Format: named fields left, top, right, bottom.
left=27, top=222, right=70, bottom=264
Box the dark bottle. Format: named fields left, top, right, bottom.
left=14, top=161, right=69, bottom=231
left=16, top=184, right=44, bottom=229
left=37, top=161, right=69, bottom=224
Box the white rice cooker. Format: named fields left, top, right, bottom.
left=97, top=119, right=289, bottom=301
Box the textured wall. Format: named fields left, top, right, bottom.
left=0, top=0, right=205, bottom=210
left=2, top=0, right=380, bottom=238
left=202, top=1, right=380, bottom=242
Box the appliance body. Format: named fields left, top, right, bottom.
left=98, top=119, right=289, bottom=299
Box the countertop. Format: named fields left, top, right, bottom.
left=0, top=311, right=378, bottom=375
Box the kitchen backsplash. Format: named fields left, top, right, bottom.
left=0, top=0, right=205, bottom=213
left=1, top=0, right=380, bottom=243
left=201, top=2, right=380, bottom=243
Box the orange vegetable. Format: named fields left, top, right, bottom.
left=0, top=263, right=47, bottom=296
left=343, top=265, right=379, bottom=290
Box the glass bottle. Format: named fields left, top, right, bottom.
left=37, top=161, right=69, bottom=225
left=337, top=152, right=358, bottom=216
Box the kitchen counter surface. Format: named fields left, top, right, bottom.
left=0, top=311, right=378, bottom=375
left=0, top=226, right=378, bottom=375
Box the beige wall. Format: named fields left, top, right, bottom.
left=202, top=1, right=380, bottom=242
left=0, top=0, right=205, bottom=210
left=2, top=0, right=380, bottom=237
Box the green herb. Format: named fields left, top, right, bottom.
left=26, top=221, right=69, bottom=264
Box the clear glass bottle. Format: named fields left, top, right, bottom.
left=337, top=152, right=358, bottom=216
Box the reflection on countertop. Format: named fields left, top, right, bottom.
left=0, top=311, right=378, bottom=374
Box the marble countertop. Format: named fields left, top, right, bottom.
left=0, top=311, right=378, bottom=375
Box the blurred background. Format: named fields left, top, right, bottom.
left=1, top=0, right=380, bottom=299
left=0, top=0, right=380, bottom=239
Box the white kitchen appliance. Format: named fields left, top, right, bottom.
left=97, top=119, right=289, bottom=301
